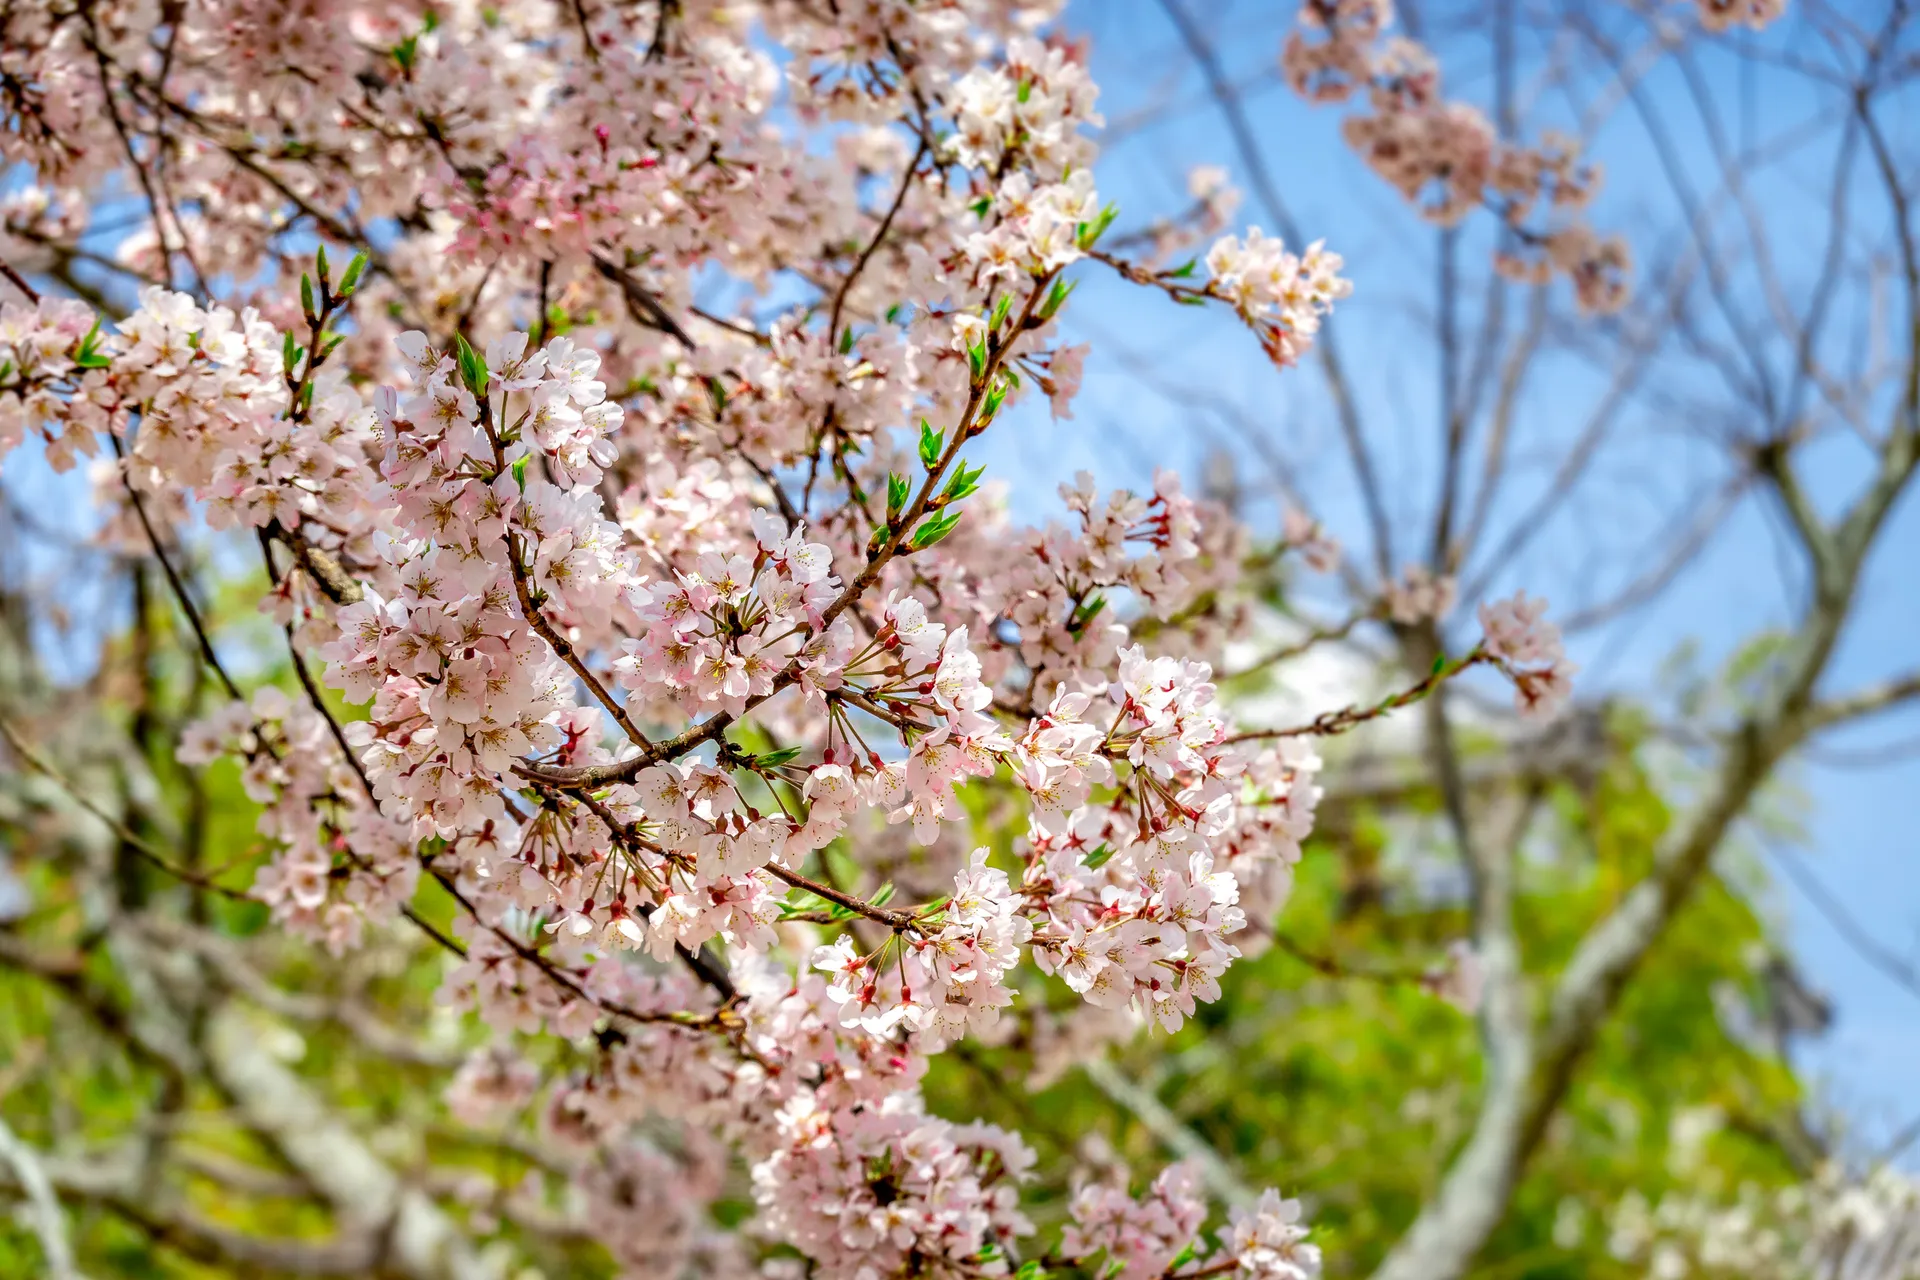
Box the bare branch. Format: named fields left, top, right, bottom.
left=1081, top=1056, right=1256, bottom=1210
left=1803, top=669, right=1920, bottom=733
left=0, top=1117, right=84, bottom=1280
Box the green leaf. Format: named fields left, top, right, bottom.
left=869, top=882, right=896, bottom=908
left=1083, top=842, right=1115, bottom=870
left=1068, top=594, right=1108, bottom=634
left=281, top=330, right=298, bottom=371
left=753, top=746, right=804, bottom=769
left=980, top=376, right=1009, bottom=421
left=839, top=326, right=855, bottom=355
left=968, top=195, right=992, bottom=218
left=453, top=333, right=488, bottom=396
left=315, top=243, right=331, bottom=287
left=511, top=455, right=529, bottom=491
left=886, top=472, right=910, bottom=518
left=777, top=891, right=832, bottom=921
left=1038, top=277, right=1077, bottom=321
left=918, top=419, right=943, bottom=469
left=1075, top=202, right=1119, bottom=250
left=966, top=338, right=986, bottom=381
left=942, top=460, right=985, bottom=504
left=299, top=273, right=316, bottom=323
left=339, top=251, right=369, bottom=297
left=392, top=33, right=419, bottom=70
left=1167, top=257, right=1199, bottom=279
left=73, top=319, right=110, bottom=369
left=990, top=293, right=1013, bottom=332
left=911, top=509, right=962, bottom=549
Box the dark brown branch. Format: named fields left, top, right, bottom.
left=0, top=256, right=41, bottom=304
left=826, top=136, right=929, bottom=343
left=108, top=435, right=243, bottom=701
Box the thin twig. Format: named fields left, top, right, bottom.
left=0, top=716, right=252, bottom=902
left=0, top=257, right=42, bottom=304
left=108, top=435, right=242, bottom=701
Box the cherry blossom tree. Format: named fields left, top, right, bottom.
left=3, top=0, right=1911, bottom=1278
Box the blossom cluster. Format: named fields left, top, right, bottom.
left=1696, top=0, right=1791, bottom=32
left=0, top=295, right=97, bottom=469
left=178, top=687, right=416, bottom=951
left=0, top=0, right=1597, bottom=1273
left=1280, top=0, right=1633, bottom=312
left=1203, top=230, right=1354, bottom=367
left=1478, top=591, right=1577, bottom=719
left=1064, top=1165, right=1322, bottom=1280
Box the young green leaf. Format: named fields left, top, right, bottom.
left=911, top=509, right=962, bottom=549
left=339, top=251, right=369, bottom=297
left=981, top=376, right=1009, bottom=421
left=1038, top=277, right=1077, bottom=322
left=454, top=333, right=489, bottom=396
left=942, top=460, right=985, bottom=504
left=754, top=746, right=804, bottom=769
left=73, top=320, right=110, bottom=370
left=919, top=419, right=943, bottom=469
left=1075, top=202, right=1119, bottom=250
left=1068, top=594, right=1108, bottom=634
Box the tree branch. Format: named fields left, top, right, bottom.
left=0, top=1116, right=84, bottom=1280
